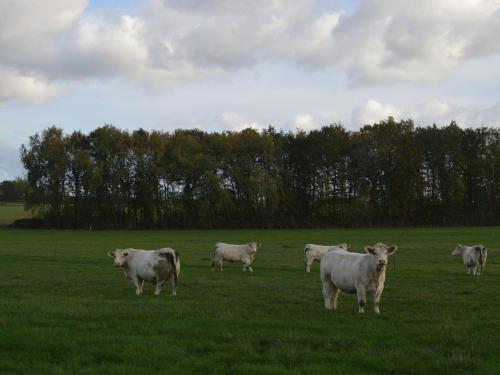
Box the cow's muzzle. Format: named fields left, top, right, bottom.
left=377, top=261, right=386, bottom=271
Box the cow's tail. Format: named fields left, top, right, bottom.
left=174, top=250, right=181, bottom=277
left=475, top=246, right=485, bottom=267
left=304, top=245, right=310, bottom=255
left=161, top=251, right=178, bottom=286
left=304, top=245, right=310, bottom=269
left=211, top=244, right=219, bottom=269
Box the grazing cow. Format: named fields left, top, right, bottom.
left=320, top=243, right=397, bottom=313
left=107, top=248, right=180, bottom=296
left=452, top=244, right=487, bottom=276
left=304, top=243, right=351, bottom=272
left=211, top=242, right=259, bottom=272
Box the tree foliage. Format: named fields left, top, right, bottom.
left=0, top=178, right=25, bottom=202
left=19, top=120, right=500, bottom=228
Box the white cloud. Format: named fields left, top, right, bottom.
left=0, top=68, right=65, bottom=104
left=219, top=112, right=265, bottom=132
left=327, top=0, right=500, bottom=84
left=410, top=99, right=500, bottom=127
left=2, top=0, right=500, bottom=104
left=292, top=113, right=317, bottom=131
left=351, top=97, right=500, bottom=128
left=352, top=100, right=402, bottom=126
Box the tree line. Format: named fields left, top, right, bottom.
left=0, top=178, right=24, bottom=202
left=19, top=118, right=499, bottom=228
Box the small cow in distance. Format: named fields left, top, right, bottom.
left=107, top=248, right=180, bottom=296
left=304, top=243, right=350, bottom=272
left=320, top=243, right=397, bottom=314
left=211, top=242, right=259, bottom=272
left=452, top=244, right=487, bottom=276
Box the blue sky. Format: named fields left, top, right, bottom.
left=1, top=0, right=500, bottom=180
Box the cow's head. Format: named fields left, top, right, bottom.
left=107, top=249, right=130, bottom=268
left=452, top=244, right=464, bottom=256
left=364, top=243, right=397, bottom=272
left=338, top=243, right=351, bottom=250
left=248, top=242, right=260, bottom=253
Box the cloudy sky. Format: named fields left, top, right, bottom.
left=1, top=0, right=500, bottom=179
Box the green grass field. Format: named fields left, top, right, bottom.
left=0, top=227, right=498, bottom=374
left=0, top=203, right=32, bottom=226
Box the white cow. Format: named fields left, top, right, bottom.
left=452, top=244, right=487, bottom=276
left=320, top=243, right=397, bottom=314
left=107, top=248, right=180, bottom=296
left=304, top=243, right=351, bottom=272
left=211, top=242, right=259, bottom=272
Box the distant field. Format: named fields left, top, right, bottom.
left=0, top=227, right=498, bottom=374
left=0, top=203, right=31, bottom=226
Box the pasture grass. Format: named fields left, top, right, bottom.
left=0, top=203, right=32, bottom=226
left=0, top=227, right=499, bottom=374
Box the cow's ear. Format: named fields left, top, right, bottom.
left=107, top=251, right=115, bottom=257
left=387, top=245, right=398, bottom=255
left=364, top=246, right=375, bottom=254
left=345, top=243, right=351, bottom=249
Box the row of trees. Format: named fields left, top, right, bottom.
left=0, top=178, right=24, bottom=202
left=20, top=119, right=499, bottom=228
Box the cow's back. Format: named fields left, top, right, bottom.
left=321, top=250, right=365, bottom=293
left=128, top=249, right=177, bottom=281
left=305, top=244, right=330, bottom=256
left=215, top=243, right=248, bottom=260
left=462, top=246, right=477, bottom=266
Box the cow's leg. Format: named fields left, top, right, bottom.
left=331, top=287, right=340, bottom=310
left=139, top=279, right=144, bottom=294
left=243, top=258, right=253, bottom=272
left=373, top=288, right=383, bottom=314
left=322, top=279, right=335, bottom=310
left=305, top=256, right=312, bottom=272
left=154, top=280, right=164, bottom=296
left=170, top=276, right=177, bottom=296
left=356, top=286, right=366, bottom=313
left=131, top=275, right=142, bottom=295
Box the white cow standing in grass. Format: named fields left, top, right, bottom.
left=107, top=248, right=180, bottom=296
left=452, top=244, right=487, bottom=276
left=320, top=243, right=397, bottom=314
left=211, top=242, right=259, bottom=272
left=304, top=243, right=351, bottom=272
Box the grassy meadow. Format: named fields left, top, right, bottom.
left=0, top=227, right=499, bottom=374
left=0, top=203, right=31, bottom=226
